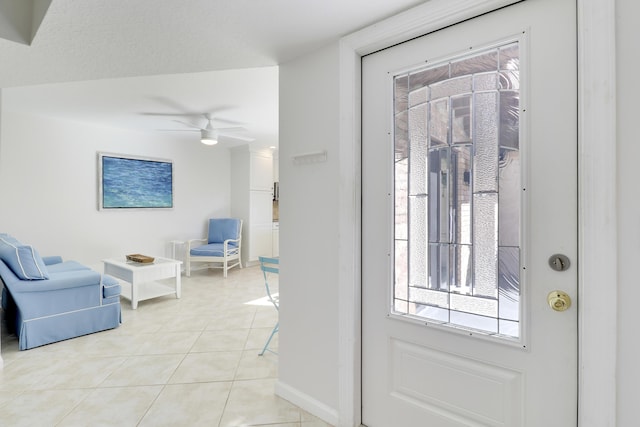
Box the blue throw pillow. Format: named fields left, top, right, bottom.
left=0, top=235, right=50, bottom=280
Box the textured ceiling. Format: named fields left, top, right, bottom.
left=0, top=0, right=426, bottom=146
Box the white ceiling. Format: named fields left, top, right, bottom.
left=0, top=0, right=426, bottom=147
left=3, top=67, right=281, bottom=148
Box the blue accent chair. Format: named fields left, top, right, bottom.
left=0, top=234, right=121, bottom=350
left=258, top=256, right=279, bottom=356
left=186, top=218, right=243, bottom=278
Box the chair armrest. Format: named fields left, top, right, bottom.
left=223, top=238, right=241, bottom=253
left=42, top=256, right=63, bottom=265
left=186, top=238, right=207, bottom=250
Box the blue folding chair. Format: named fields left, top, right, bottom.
left=258, top=256, right=279, bottom=356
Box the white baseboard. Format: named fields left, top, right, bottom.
left=275, top=380, right=339, bottom=426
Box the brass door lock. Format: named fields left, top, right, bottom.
left=547, top=290, right=571, bottom=312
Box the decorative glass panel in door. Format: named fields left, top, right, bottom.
left=393, top=42, right=521, bottom=339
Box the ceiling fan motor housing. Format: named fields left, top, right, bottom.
left=200, top=129, right=218, bottom=145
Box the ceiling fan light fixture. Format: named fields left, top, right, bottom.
left=200, top=136, right=218, bottom=145
left=200, top=129, right=218, bottom=145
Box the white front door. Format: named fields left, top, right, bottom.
left=361, top=0, right=577, bottom=426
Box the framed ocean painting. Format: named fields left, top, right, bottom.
left=97, top=152, right=174, bottom=210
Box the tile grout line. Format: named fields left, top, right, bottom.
left=217, top=304, right=260, bottom=427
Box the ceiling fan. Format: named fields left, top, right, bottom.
left=145, top=110, right=254, bottom=145
left=178, top=115, right=254, bottom=145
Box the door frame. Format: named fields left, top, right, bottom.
left=336, top=0, right=617, bottom=426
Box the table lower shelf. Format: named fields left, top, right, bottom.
left=118, top=279, right=179, bottom=308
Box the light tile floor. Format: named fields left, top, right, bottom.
left=0, top=264, right=333, bottom=427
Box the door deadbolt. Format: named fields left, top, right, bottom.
left=548, top=254, right=570, bottom=272
left=547, top=290, right=572, bottom=312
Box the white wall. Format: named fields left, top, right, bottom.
left=0, top=110, right=231, bottom=267
left=277, top=43, right=341, bottom=421
left=615, top=0, right=639, bottom=425
left=278, top=1, right=640, bottom=425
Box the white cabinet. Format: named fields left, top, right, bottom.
left=249, top=190, right=274, bottom=262
left=231, top=147, right=274, bottom=265
left=250, top=190, right=273, bottom=223
left=251, top=224, right=274, bottom=261
left=251, top=153, right=273, bottom=191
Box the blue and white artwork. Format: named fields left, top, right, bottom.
left=101, top=155, right=173, bottom=209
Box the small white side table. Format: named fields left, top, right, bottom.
left=103, top=257, right=182, bottom=309
left=170, top=240, right=186, bottom=272
left=170, top=240, right=185, bottom=259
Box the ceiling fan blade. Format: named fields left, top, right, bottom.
left=140, top=112, right=186, bottom=117
left=218, top=133, right=255, bottom=142
left=205, top=115, right=245, bottom=126
left=148, top=96, right=206, bottom=116
left=213, top=126, right=246, bottom=132
left=197, top=106, right=237, bottom=119
left=172, top=119, right=204, bottom=129
left=143, top=99, right=236, bottom=118
left=140, top=111, right=206, bottom=118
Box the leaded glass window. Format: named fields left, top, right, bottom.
left=393, top=42, right=521, bottom=338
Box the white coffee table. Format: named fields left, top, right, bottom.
left=103, top=256, right=182, bottom=309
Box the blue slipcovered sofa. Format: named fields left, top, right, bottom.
left=0, top=234, right=121, bottom=350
